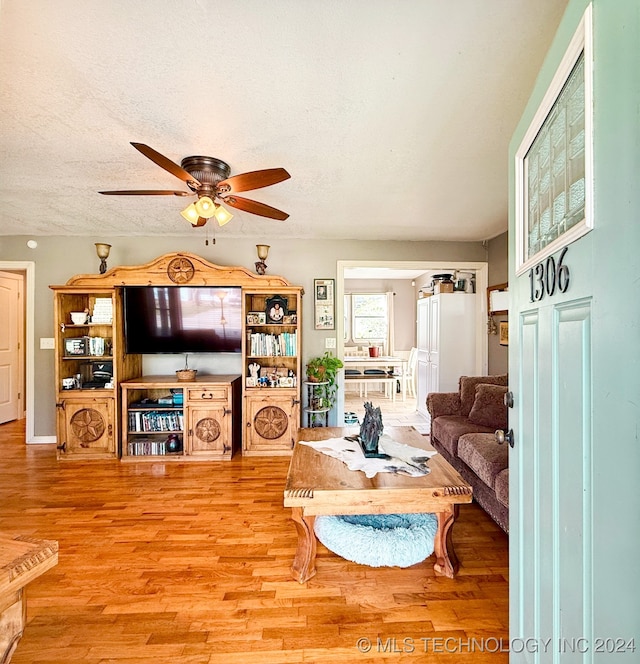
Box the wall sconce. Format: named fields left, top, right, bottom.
left=255, top=244, right=270, bottom=275
left=95, top=243, right=111, bottom=274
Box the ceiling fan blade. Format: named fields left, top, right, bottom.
left=217, top=168, right=290, bottom=194
left=99, top=190, right=192, bottom=196
left=130, top=142, right=201, bottom=187
left=223, top=195, right=289, bottom=221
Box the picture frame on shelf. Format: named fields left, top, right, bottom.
left=282, top=312, right=297, bottom=325
left=247, top=312, right=266, bottom=325
left=265, top=295, right=287, bottom=324
left=314, top=278, right=335, bottom=330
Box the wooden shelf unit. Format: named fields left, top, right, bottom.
left=243, top=288, right=302, bottom=455
left=120, top=375, right=241, bottom=461
left=51, top=252, right=303, bottom=460
left=51, top=287, right=141, bottom=459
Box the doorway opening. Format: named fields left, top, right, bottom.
left=336, top=259, right=489, bottom=426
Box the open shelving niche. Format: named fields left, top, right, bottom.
left=51, top=252, right=303, bottom=461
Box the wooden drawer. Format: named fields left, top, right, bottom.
left=186, top=386, right=229, bottom=402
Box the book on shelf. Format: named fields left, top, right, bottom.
left=127, top=438, right=181, bottom=456
left=128, top=410, right=183, bottom=432
left=249, top=331, right=297, bottom=357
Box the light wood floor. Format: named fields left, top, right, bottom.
left=1, top=419, right=508, bottom=664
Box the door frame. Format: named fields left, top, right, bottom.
left=336, top=260, right=489, bottom=424
left=0, top=261, right=47, bottom=443
left=337, top=260, right=488, bottom=371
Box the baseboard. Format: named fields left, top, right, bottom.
left=26, top=436, right=56, bottom=445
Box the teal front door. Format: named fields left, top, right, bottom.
left=509, top=1, right=640, bottom=660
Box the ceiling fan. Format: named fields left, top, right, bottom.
left=99, top=142, right=290, bottom=227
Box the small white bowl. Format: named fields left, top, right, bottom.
left=70, top=312, right=88, bottom=325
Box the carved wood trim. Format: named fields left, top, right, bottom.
left=59, top=252, right=293, bottom=288
left=5, top=538, right=59, bottom=583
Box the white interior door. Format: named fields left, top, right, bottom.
left=0, top=271, right=22, bottom=424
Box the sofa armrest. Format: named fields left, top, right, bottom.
left=426, top=392, right=461, bottom=420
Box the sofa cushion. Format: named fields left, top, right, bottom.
left=468, top=384, right=508, bottom=429
left=431, top=416, right=495, bottom=457
left=458, top=433, right=508, bottom=490
left=459, top=374, right=508, bottom=417
left=495, top=469, right=509, bottom=507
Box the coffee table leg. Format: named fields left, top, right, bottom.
left=433, top=505, right=459, bottom=578
left=290, top=507, right=317, bottom=583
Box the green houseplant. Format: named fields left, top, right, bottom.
left=305, top=352, right=344, bottom=425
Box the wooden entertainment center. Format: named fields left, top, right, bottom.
left=50, top=252, right=303, bottom=461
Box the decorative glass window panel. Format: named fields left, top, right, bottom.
left=515, top=5, right=592, bottom=275
left=526, top=55, right=584, bottom=260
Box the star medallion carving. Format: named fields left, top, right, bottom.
left=254, top=406, right=288, bottom=439
left=167, top=257, right=195, bottom=284
left=195, top=417, right=221, bottom=443
left=70, top=408, right=105, bottom=444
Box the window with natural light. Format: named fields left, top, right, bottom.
left=344, top=293, right=388, bottom=344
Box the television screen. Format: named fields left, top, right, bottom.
left=123, top=286, right=243, bottom=354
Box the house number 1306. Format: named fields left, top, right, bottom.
left=529, top=247, right=570, bottom=302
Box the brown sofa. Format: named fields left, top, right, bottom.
left=426, top=374, right=509, bottom=532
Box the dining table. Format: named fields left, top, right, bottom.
left=343, top=355, right=408, bottom=400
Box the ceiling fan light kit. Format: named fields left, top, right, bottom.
left=180, top=203, right=200, bottom=224
left=194, top=196, right=216, bottom=218
left=213, top=204, right=233, bottom=226
left=100, top=142, right=290, bottom=228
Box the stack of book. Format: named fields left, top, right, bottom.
left=91, top=298, right=113, bottom=324
left=127, top=439, right=178, bottom=456
left=128, top=410, right=184, bottom=432
left=249, top=331, right=297, bottom=357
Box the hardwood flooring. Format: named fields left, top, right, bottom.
left=0, top=419, right=508, bottom=663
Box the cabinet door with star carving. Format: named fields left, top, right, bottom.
left=188, top=405, right=232, bottom=458
left=244, top=393, right=298, bottom=455
left=56, top=398, right=115, bottom=459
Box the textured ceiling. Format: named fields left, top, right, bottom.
left=0, top=0, right=568, bottom=240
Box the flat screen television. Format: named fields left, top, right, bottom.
left=123, top=286, right=243, bottom=354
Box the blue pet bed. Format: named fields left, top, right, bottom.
left=314, top=513, right=438, bottom=568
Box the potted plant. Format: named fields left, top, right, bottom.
left=306, top=351, right=343, bottom=384
left=305, top=352, right=344, bottom=426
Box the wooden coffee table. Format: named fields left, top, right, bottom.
left=284, top=426, right=472, bottom=583
left=1, top=535, right=58, bottom=663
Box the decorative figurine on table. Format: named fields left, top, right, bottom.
left=345, top=402, right=390, bottom=459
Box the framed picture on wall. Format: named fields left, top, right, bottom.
left=499, top=321, right=509, bottom=346
left=314, top=278, right=335, bottom=330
